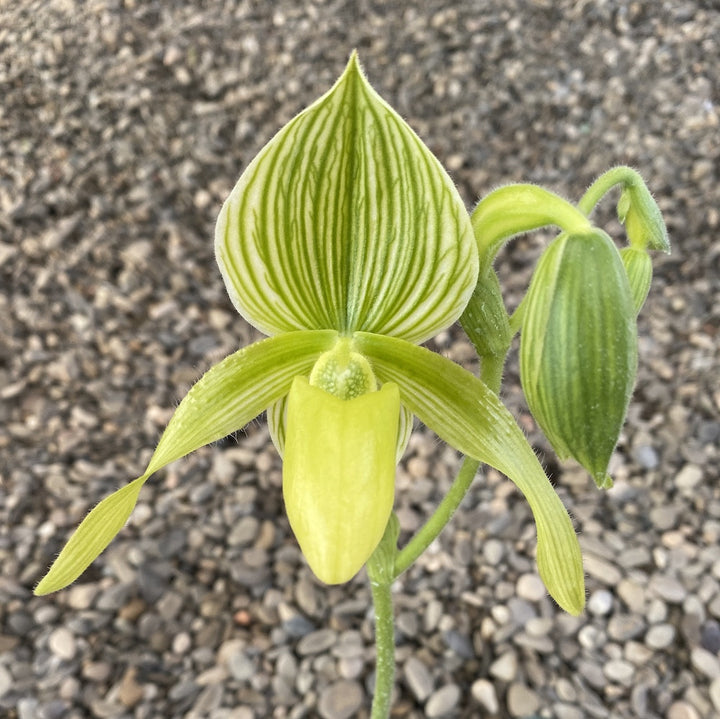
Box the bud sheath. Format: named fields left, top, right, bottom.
left=520, top=231, right=638, bottom=487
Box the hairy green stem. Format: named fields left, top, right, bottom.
left=369, top=578, right=395, bottom=719
left=369, top=296, right=508, bottom=716
left=577, top=165, right=643, bottom=216
left=393, top=455, right=480, bottom=579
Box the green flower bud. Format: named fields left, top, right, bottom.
left=460, top=268, right=512, bottom=359
left=617, top=180, right=669, bottom=253
left=520, top=230, right=638, bottom=488
left=619, top=247, right=653, bottom=315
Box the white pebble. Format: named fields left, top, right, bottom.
left=471, top=678, right=498, bottom=713
left=645, top=623, right=676, bottom=649
left=516, top=573, right=546, bottom=602
left=48, top=627, right=76, bottom=661
left=588, top=589, right=614, bottom=615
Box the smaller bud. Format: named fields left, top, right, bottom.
left=460, top=269, right=512, bottom=359
left=620, top=247, right=653, bottom=315
left=617, top=181, right=670, bottom=253
left=520, top=230, right=638, bottom=488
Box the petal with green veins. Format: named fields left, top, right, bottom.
left=215, top=52, right=477, bottom=344
left=354, top=331, right=585, bottom=615
left=34, top=476, right=146, bottom=596
left=283, top=376, right=400, bottom=584
left=35, top=330, right=337, bottom=595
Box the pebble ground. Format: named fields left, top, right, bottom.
left=1, top=1, right=719, bottom=718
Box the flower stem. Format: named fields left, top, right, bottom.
left=577, top=165, right=643, bottom=216
left=369, top=578, right=395, bottom=719
left=393, top=455, right=480, bottom=579
left=392, top=343, right=504, bottom=580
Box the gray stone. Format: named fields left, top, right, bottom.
left=584, top=554, right=623, bottom=585
left=443, top=630, right=474, bottom=659
left=701, top=620, right=720, bottom=653
left=48, top=627, right=76, bottom=661
left=471, top=678, right=498, bottom=713
left=603, top=658, right=634, bottom=684
left=17, top=698, right=38, bottom=719
left=650, top=575, right=687, bottom=603
left=516, top=573, right=546, bottom=602
left=426, top=684, right=461, bottom=718
left=553, top=705, right=583, bottom=719
left=507, top=683, right=540, bottom=717
left=675, top=464, right=703, bottom=490
left=667, top=701, right=701, bottom=719
left=403, top=656, right=433, bottom=702
left=0, top=664, right=12, bottom=698
left=490, top=650, right=518, bottom=682
left=587, top=589, right=613, bottom=616
left=617, top=578, right=645, bottom=612
left=632, top=444, right=659, bottom=469
left=709, top=678, right=720, bottom=713
left=691, top=647, right=720, bottom=680
left=297, top=628, right=337, bottom=655
left=607, top=614, right=645, bottom=642
left=483, top=539, right=505, bottom=566
left=317, top=680, right=363, bottom=719
left=228, top=651, right=256, bottom=682
left=645, top=623, right=676, bottom=649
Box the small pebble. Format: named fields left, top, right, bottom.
left=403, top=656, right=433, bottom=702
left=425, top=684, right=460, bottom=718
left=645, top=623, right=676, bottom=649
left=489, top=650, right=518, bottom=682
left=691, top=647, right=720, bottom=680
left=516, top=573, right=546, bottom=602
left=471, top=678, right=498, bottom=713
left=317, top=680, right=363, bottom=719
left=48, top=627, right=76, bottom=661
left=588, top=589, right=613, bottom=616
left=507, top=683, right=540, bottom=717
left=666, top=701, right=700, bottom=719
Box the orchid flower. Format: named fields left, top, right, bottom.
left=35, top=53, right=584, bottom=615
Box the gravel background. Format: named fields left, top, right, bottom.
left=1, top=1, right=719, bottom=718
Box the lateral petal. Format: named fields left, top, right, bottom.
left=355, top=332, right=585, bottom=615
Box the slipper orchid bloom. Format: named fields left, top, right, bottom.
left=35, top=54, right=584, bottom=614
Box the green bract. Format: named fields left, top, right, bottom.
left=520, top=230, right=638, bottom=488
left=35, top=53, right=584, bottom=614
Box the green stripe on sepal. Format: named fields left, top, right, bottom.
left=620, top=247, right=653, bottom=315
left=520, top=231, right=638, bottom=488
left=215, top=52, right=477, bottom=344
left=283, top=376, right=400, bottom=584
left=34, top=476, right=146, bottom=596
left=354, top=332, right=585, bottom=615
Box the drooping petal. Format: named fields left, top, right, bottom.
left=283, top=376, right=400, bottom=584
left=34, top=477, right=145, bottom=596
left=215, top=52, right=477, bottom=343
left=354, top=332, right=585, bottom=615
left=35, top=330, right=337, bottom=595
